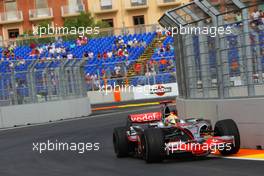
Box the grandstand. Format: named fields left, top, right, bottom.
left=1, top=0, right=263, bottom=106
left=0, top=25, right=177, bottom=105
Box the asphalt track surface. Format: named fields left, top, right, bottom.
left=0, top=105, right=263, bottom=176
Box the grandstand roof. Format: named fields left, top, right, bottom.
left=159, top=0, right=263, bottom=28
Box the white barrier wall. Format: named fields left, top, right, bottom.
left=177, top=97, right=264, bottom=148
left=133, top=83, right=178, bottom=100
left=0, top=97, right=91, bottom=128
left=87, top=91, right=115, bottom=104
left=88, top=83, right=179, bottom=104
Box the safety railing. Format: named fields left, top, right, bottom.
left=0, top=59, right=86, bottom=106
left=159, top=0, right=264, bottom=99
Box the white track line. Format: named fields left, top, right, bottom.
left=223, top=157, right=264, bottom=161
left=210, top=155, right=264, bottom=161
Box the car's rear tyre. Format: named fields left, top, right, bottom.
left=214, top=119, right=240, bottom=155
left=113, top=127, right=129, bottom=157
left=144, top=128, right=165, bottom=163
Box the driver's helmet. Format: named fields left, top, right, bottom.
left=164, top=112, right=179, bottom=126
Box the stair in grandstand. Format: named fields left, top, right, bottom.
left=127, top=35, right=167, bottom=77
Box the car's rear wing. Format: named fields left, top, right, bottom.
left=128, top=112, right=162, bottom=123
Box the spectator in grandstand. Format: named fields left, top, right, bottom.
left=46, top=54, right=52, bottom=60
left=140, top=39, right=147, bottom=48
left=118, top=36, right=124, bottom=45
left=231, top=58, right=239, bottom=77
left=61, top=47, right=66, bottom=55
left=17, top=57, right=25, bottom=66
left=235, top=12, right=242, bottom=26
left=83, top=51, right=89, bottom=59
left=10, top=53, right=15, bottom=60
left=105, top=67, right=112, bottom=79
left=8, top=44, right=15, bottom=53
left=134, top=63, right=142, bottom=75
left=103, top=51, right=108, bottom=59
left=67, top=52, right=73, bottom=60
left=107, top=51, right=113, bottom=58
left=156, top=26, right=163, bottom=39
left=85, top=73, right=92, bottom=90
left=77, top=37, right=81, bottom=46
left=49, top=45, right=55, bottom=55
left=88, top=51, right=94, bottom=59
left=114, top=38, right=119, bottom=48
left=148, top=59, right=158, bottom=72
left=251, top=9, right=261, bottom=26
left=97, top=52, right=101, bottom=59
left=56, top=54, right=61, bottom=60
left=125, top=58, right=130, bottom=69
left=145, top=68, right=157, bottom=85
left=55, top=47, right=61, bottom=54
left=62, top=51, right=67, bottom=59
left=83, top=36, right=88, bottom=44
left=124, top=49, right=129, bottom=58
left=30, top=43, right=36, bottom=49
left=56, top=36, right=63, bottom=44
left=101, top=69, right=106, bottom=78
left=16, top=80, right=26, bottom=105
left=112, top=49, right=118, bottom=57
left=117, top=48, right=124, bottom=57
left=260, top=10, right=264, bottom=25
left=38, top=46, right=44, bottom=55
left=114, top=64, right=122, bottom=77
left=91, top=74, right=99, bottom=89
left=160, top=57, right=168, bottom=72
left=160, top=57, right=167, bottom=65
left=30, top=48, right=40, bottom=57
left=127, top=40, right=133, bottom=49
left=154, top=43, right=161, bottom=56
left=157, top=44, right=165, bottom=57
left=165, top=30, right=172, bottom=36
left=167, top=59, right=175, bottom=72
left=132, top=38, right=138, bottom=47
left=165, top=43, right=172, bottom=52
left=77, top=36, right=88, bottom=45
left=8, top=61, right=14, bottom=69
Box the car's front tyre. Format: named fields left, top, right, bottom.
left=113, top=127, right=129, bottom=157
left=144, top=128, right=165, bottom=163
left=214, top=119, right=240, bottom=155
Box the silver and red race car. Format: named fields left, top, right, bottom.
left=113, top=101, right=240, bottom=163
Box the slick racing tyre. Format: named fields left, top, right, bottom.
left=113, top=127, right=129, bottom=157
left=144, top=128, right=165, bottom=163
left=214, top=119, right=240, bottom=155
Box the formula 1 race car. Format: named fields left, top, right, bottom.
left=113, top=101, right=240, bottom=163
